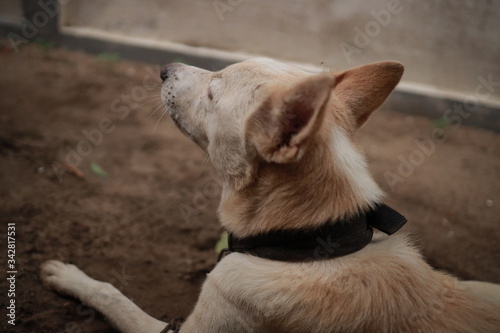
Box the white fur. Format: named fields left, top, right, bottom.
left=330, top=128, right=384, bottom=205
left=41, top=260, right=167, bottom=333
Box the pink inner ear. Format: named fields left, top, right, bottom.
left=246, top=73, right=333, bottom=163
left=280, top=97, right=316, bottom=146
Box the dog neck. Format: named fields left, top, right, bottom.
left=219, top=121, right=384, bottom=238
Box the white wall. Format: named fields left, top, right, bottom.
left=61, top=0, right=500, bottom=105
left=4, top=0, right=499, bottom=105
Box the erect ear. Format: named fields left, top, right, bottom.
left=334, top=61, right=404, bottom=128
left=246, top=73, right=335, bottom=163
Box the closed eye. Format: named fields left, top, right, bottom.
left=208, top=74, right=222, bottom=102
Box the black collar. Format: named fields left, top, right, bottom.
left=220, top=203, right=407, bottom=262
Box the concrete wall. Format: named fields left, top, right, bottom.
left=60, top=0, right=500, bottom=105
left=0, top=0, right=23, bottom=22
left=1, top=0, right=498, bottom=107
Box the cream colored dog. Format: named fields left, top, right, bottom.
left=41, top=58, right=500, bottom=332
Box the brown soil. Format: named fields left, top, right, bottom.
left=0, top=41, right=499, bottom=333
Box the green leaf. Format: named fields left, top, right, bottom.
left=90, top=162, right=108, bottom=178
left=97, top=53, right=120, bottom=63
left=173, top=57, right=185, bottom=64
left=431, top=118, right=450, bottom=130
left=35, top=38, right=55, bottom=51
left=214, top=232, right=229, bottom=254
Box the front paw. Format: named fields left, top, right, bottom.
left=40, top=260, right=94, bottom=299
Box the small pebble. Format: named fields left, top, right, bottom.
left=485, top=199, right=493, bottom=207
left=126, top=67, right=136, bottom=77
left=36, top=166, right=45, bottom=174
left=441, top=218, right=449, bottom=227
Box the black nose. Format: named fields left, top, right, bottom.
left=160, top=63, right=183, bottom=82
left=160, top=65, right=169, bottom=81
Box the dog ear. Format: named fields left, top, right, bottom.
left=246, top=73, right=335, bottom=163
left=334, top=61, right=404, bottom=128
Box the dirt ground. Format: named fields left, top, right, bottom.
left=0, top=40, right=499, bottom=333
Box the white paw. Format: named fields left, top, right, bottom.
left=40, top=260, right=95, bottom=299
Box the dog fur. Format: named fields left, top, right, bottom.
left=41, top=58, right=500, bottom=332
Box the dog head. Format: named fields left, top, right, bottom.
left=161, top=58, right=403, bottom=186
left=161, top=58, right=403, bottom=235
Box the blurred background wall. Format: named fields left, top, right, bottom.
left=0, top=0, right=23, bottom=21
left=1, top=0, right=499, bottom=126
left=57, top=0, right=500, bottom=105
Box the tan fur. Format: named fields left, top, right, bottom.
left=205, top=234, right=500, bottom=332
left=41, top=58, right=500, bottom=333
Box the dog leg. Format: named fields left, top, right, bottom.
left=40, top=260, right=167, bottom=333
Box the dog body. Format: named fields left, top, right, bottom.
left=41, top=58, right=500, bottom=332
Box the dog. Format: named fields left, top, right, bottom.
left=41, top=58, right=500, bottom=332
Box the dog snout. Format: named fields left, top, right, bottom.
left=160, top=63, right=183, bottom=82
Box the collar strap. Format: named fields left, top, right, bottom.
left=223, top=203, right=407, bottom=262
